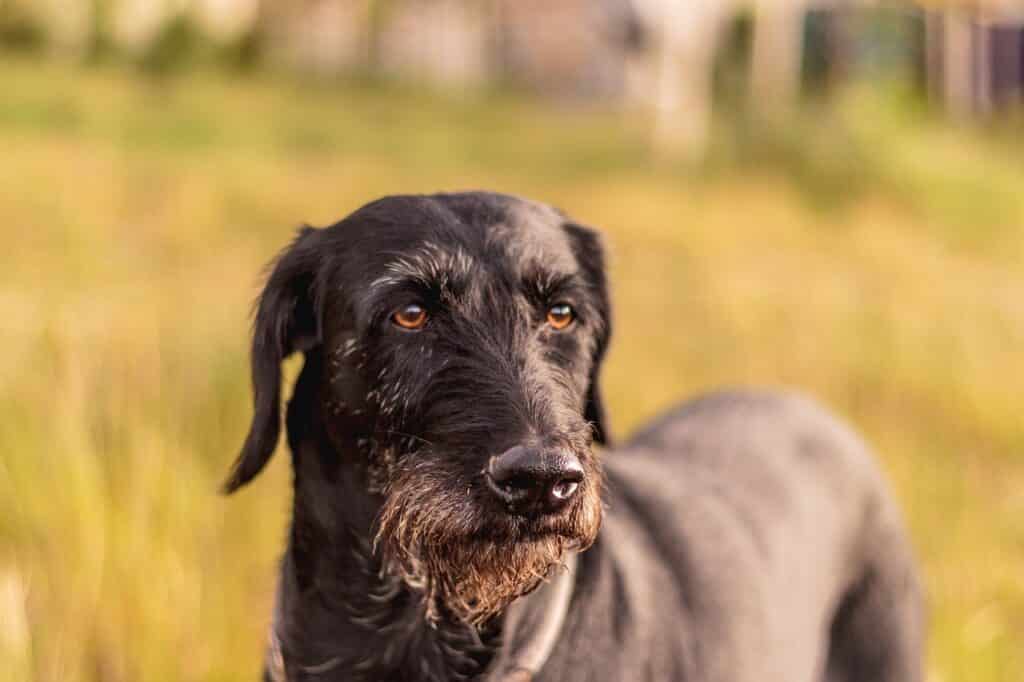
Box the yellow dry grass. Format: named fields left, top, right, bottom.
left=0, top=57, right=1021, bottom=682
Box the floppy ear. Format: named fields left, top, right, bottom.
left=564, top=222, right=612, bottom=445
left=222, top=227, right=323, bottom=493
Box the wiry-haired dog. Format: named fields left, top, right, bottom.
left=224, top=192, right=924, bottom=682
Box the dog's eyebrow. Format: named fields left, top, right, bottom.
left=369, top=243, right=477, bottom=293
left=522, top=269, right=584, bottom=303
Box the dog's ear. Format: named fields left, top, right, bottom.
left=223, top=227, right=323, bottom=493
left=564, top=222, right=612, bottom=445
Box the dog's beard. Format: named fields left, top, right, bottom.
left=375, top=456, right=601, bottom=627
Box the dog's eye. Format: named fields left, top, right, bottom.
left=392, top=303, right=427, bottom=330
left=546, top=303, right=575, bottom=330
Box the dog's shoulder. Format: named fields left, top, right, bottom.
left=607, top=387, right=893, bottom=550
left=620, top=388, right=879, bottom=479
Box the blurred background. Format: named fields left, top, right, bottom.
left=0, top=0, right=1021, bottom=680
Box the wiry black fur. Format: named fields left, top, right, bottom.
left=226, top=191, right=924, bottom=682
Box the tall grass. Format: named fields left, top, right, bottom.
left=0, top=56, right=1021, bottom=682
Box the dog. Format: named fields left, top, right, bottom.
left=224, top=191, right=924, bottom=682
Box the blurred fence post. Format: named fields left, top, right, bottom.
left=111, top=0, right=174, bottom=54
left=260, top=0, right=374, bottom=76
left=925, top=9, right=945, bottom=105
left=377, top=0, right=491, bottom=89
left=990, top=23, right=1023, bottom=108
left=974, top=17, right=994, bottom=116
left=36, top=0, right=95, bottom=55
left=928, top=6, right=1024, bottom=118
left=193, top=0, right=259, bottom=45
left=943, top=9, right=975, bottom=118
left=750, top=0, right=806, bottom=117
left=494, top=0, right=625, bottom=99
left=630, top=0, right=731, bottom=161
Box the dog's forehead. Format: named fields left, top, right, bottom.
left=348, top=193, right=578, bottom=275
left=481, top=196, right=577, bottom=271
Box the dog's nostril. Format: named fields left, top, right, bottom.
left=551, top=479, right=579, bottom=500
left=549, top=462, right=583, bottom=502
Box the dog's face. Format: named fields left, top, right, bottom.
left=225, top=192, right=611, bottom=625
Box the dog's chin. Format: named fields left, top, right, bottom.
left=416, top=534, right=571, bottom=626
left=376, top=470, right=602, bottom=626
left=380, top=520, right=599, bottom=627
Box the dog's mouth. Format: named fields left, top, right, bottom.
left=375, top=459, right=602, bottom=625
left=379, top=529, right=578, bottom=626
left=515, top=507, right=592, bottom=543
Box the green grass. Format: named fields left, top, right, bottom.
left=0, top=56, right=1021, bottom=682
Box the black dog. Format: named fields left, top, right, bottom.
left=224, top=192, right=924, bottom=682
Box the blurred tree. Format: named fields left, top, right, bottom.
left=0, top=0, right=47, bottom=52
left=3, top=0, right=1022, bottom=154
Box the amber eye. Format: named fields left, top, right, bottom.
left=392, top=303, right=427, bottom=330
left=546, top=303, right=575, bottom=330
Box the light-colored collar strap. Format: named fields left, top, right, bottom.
left=486, top=552, right=578, bottom=682
left=265, top=631, right=342, bottom=682
left=265, top=629, right=342, bottom=682
left=265, top=626, right=286, bottom=682
left=266, top=552, right=578, bottom=682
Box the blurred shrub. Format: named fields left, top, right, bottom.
left=0, top=0, right=46, bottom=52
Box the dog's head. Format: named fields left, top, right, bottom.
left=224, top=192, right=611, bottom=625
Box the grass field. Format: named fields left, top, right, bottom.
left=0, top=56, right=1021, bottom=682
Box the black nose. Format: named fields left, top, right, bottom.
left=486, top=446, right=584, bottom=514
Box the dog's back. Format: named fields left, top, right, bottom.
left=539, top=389, right=923, bottom=682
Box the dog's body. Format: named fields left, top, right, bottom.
left=521, top=390, right=922, bottom=682
left=226, top=192, right=923, bottom=682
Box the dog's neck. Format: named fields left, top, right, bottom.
left=273, top=525, right=498, bottom=681
left=273, top=352, right=580, bottom=681
left=272, top=354, right=499, bottom=681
